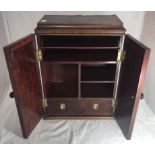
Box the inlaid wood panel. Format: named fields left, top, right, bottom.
left=4, top=34, right=43, bottom=138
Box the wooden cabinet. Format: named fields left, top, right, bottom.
left=3, top=15, right=150, bottom=140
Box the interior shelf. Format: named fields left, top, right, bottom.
left=41, top=46, right=119, bottom=49
left=42, top=61, right=117, bottom=65
left=81, top=81, right=115, bottom=83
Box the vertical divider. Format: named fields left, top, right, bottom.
left=78, top=63, right=81, bottom=98
left=113, top=35, right=125, bottom=100
left=35, top=35, right=46, bottom=111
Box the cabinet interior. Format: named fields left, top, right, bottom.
left=40, top=35, right=120, bottom=47
left=81, top=83, right=114, bottom=98
left=42, top=64, right=78, bottom=98
left=40, top=35, right=119, bottom=115
left=81, top=64, right=116, bottom=81
left=42, top=49, right=118, bottom=62
left=42, top=63, right=116, bottom=99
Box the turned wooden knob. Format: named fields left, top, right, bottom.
left=9, top=91, right=14, bottom=98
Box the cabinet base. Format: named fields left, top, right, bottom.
left=43, top=116, right=114, bottom=120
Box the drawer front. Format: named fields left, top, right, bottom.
left=79, top=99, right=113, bottom=116
left=45, top=99, right=78, bottom=116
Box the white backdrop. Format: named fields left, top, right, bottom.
left=0, top=12, right=9, bottom=104
left=140, top=12, right=155, bottom=114
left=3, top=11, right=145, bottom=42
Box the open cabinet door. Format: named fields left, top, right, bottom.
left=4, top=34, right=43, bottom=138
left=115, top=34, right=150, bottom=139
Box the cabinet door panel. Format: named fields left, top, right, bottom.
left=115, top=34, right=150, bottom=139
left=4, top=34, right=43, bottom=138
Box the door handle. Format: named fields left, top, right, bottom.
left=9, top=91, right=14, bottom=98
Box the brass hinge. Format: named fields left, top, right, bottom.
left=117, top=49, right=125, bottom=62
left=42, top=98, right=48, bottom=108
left=36, top=49, right=42, bottom=61
left=112, top=99, right=118, bottom=113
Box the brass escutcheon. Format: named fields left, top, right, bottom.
left=93, top=103, right=99, bottom=110
left=60, top=103, right=65, bottom=110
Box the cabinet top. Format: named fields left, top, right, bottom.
left=35, top=15, right=126, bottom=36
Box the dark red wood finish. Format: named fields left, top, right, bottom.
left=115, top=34, right=150, bottom=139
left=4, top=34, right=43, bottom=138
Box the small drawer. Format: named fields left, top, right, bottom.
left=79, top=99, right=113, bottom=116
left=45, top=99, right=78, bottom=116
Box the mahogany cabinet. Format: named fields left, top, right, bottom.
left=4, top=15, right=150, bottom=140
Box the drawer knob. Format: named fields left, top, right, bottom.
left=60, top=103, right=65, bottom=110
left=93, top=103, right=99, bottom=110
